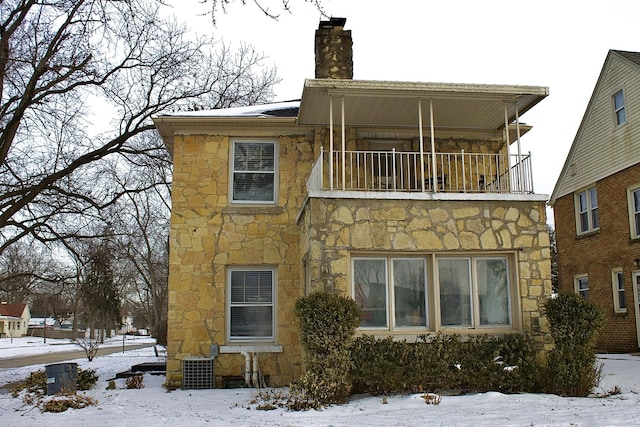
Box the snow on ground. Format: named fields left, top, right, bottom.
left=1, top=337, right=640, bottom=426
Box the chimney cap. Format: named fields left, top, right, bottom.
left=318, top=17, right=347, bottom=29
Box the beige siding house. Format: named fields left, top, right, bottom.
left=155, top=18, right=553, bottom=388
left=550, top=50, right=640, bottom=352
left=0, top=303, right=31, bottom=338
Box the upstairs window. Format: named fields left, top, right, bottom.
left=613, top=90, right=627, bottom=126
left=629, top=186, right=640, bottom=239
left=576, top=187, right=599, bottom=234
left=231, top=141, right=276, bottom=203
left=611, top=268, right=626, bottom=313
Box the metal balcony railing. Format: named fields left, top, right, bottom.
left=307, top=148, right=534, bottom=194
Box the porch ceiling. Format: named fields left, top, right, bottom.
left=298, top=79, right=548, bottom=132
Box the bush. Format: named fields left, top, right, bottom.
left=350, top=333, right=543, bottom=395
left=76, top=368, right=99, bottom=391
left=544, top=293, right=605, bottom=396
left=293, top=292, right=362, bottom=407
left=11, top=367, right=98, bottom=397
left=125, top=374, right=145, bottom=389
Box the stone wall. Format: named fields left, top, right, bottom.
left=300, top=197, right=553, bottom=350
left=166, top=133, right=313, bottom=387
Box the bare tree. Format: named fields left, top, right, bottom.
left=200, top=0, right=326, bottom=23
left=107, top=147, right=171, bottom=345
left=0, top=0, right=278, bottom=257
left=0, top=240, right=70, bottom=303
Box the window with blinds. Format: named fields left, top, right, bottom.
left=228, top=268, right=274, bottom=341
left=231, top=141, right=276, bottom=203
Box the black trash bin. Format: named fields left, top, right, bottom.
left=45, top=362, right=78, bottom=395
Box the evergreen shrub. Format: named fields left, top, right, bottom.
left=544, top=293, right=605, bottom=396
left=293, top=292, right=362, bottom=406
left=350, top=333, right=542, bottom=395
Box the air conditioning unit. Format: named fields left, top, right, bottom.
left=182, top=357, right=215, bottom=389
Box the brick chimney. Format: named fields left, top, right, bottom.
left=314, top=17, right=353, bottom=79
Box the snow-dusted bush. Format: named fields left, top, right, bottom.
left=350, top=333, right=542, bottom=395
left=293, top=292, right=362, bottom=407
left=544, top=293, right=605, bottom=396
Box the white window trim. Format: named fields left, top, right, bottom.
left=628, top=184, right=640, bottom=239
left=574, top=274, right=589, bottom=299
left=574, top=186, right=599, bottom=235
left=613, top=88, right=628, bottom=127
left=611, top=268, right=627, bottom=313
left=229, top=139, right=278, bottom=205
left=226, top=266, right=276, bottom=343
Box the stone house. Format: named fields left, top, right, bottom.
left=550, top=50, right=640, bottom=352
left=0, top=302, right=31, bottom=338
left=154, top=18, right=553, bottom=388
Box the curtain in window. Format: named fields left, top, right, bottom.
left=477, top=258, right=510, bottom=326
left=353, top=259, right=388, bottom=328
left=393, top=259, right=427, bottom=327
left=438, top=259, right=472, bottom=326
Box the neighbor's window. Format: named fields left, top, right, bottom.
left=576, top=187, right=599, bottom=234
left=611, top=268, right=626, bottom=313
left=353, top=257, right=428, bottom=329
left=629, top=186, right=640, bottom=239
left=575, top=275, right=589, bottom=299
left=438, top=257, right=511, bottom=328
left=228, top=268, right=275, bottom=341
left=613, top=89, right=627, bottom=126
left=231, top=141, right=276, bottom=203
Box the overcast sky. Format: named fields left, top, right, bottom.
left=171, top=0, right=640, bottom=221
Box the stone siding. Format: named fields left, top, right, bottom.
left=166, top=133, right=312, bottom=387
left=300, top=198, right=553, bottom=349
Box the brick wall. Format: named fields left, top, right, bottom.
left=554, top=162, right=640, bottom=352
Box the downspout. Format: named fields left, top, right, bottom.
left=252, top=352, right=259, bottom=387
left=240, top=351, right=251, bottom=387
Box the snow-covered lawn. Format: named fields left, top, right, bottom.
left=1, top=337, right=640, bottom=426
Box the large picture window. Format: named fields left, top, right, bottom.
left=228, top=268, right=274, bottom=341
left=576, top=187, right=599, bottom=234
left=231, top=141, right=276, bottom=203
left=353, top=257, right=427, bottom=329
left=352, top=254, right=513, bottom=331
left=438, top=257, right=511, bottom=328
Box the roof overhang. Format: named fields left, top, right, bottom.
left=298, top=79, right=548, bottom=132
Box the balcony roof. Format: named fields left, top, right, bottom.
left=298, top=79, right=548, bottom=131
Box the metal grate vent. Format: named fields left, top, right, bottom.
left=183, top=357, right=214, bottom=389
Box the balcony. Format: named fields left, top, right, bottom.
left=307, top=148, right=534, bottom=195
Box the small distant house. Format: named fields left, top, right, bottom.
left=0, top=303, right=31, bottom=338
left=550, top=50, right=640, bottom=352
left=28, top=317, right=61, bottom=329
left=155, top=18, right=553, bottom=387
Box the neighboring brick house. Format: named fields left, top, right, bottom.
left=550, top=50, right=640, bottom=353
left=154, top=18, right=553, bottom=388
left=0, top=302, right=31, bottom=338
